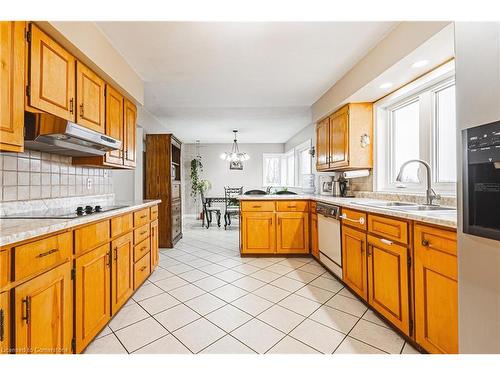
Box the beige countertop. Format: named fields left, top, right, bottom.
left=238, top=194, right=457, bottom=229
left=0, top=200, right=161, bottom=248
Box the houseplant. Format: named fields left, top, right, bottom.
left=190, top=157, right=211, bottom=219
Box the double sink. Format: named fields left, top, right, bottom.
left=351, top=201, right=456, bottom=213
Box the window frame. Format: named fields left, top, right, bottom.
left=374, top=61, right=456, bottom=196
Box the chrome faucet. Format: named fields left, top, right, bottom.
left=396, top=159, right=441, bottom=206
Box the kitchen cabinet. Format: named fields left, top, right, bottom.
left=75, top=244, right=111, bottom=353
left=341, top=225, right=368, bottom=300
left=414, top=224, right=458, bottom=354
left=123, top=99, right=137, bottom=168
left=0, top=292, right=9, bottom=354
left=150, top=219, right=159, bottom=269
left=105, top=84, right=125, bottom=165
left=276, top=212, right=309, bottom=254
left=76, top=61, right=105, bottom=133
left=241, top=212, right=276, bottom=254
left=315, top=103, right=373, bottom=171
left=14, top=262, right=73, bottom=354
left=111, top=232, right=134, bottom=314
left=28, top=23, right=76, bottom=122
left=311, top=213, right=319, bottom=259
left=0, top=21, right=25, bottom=152
left=367, top=234, right=410, bottom=335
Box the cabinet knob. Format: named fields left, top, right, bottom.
left=422, top=239, right=429, bottom=247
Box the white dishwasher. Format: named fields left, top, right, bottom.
left=317, top=202, right=342, bottom=278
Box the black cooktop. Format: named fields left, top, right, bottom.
left=0, top=205, right=129, bottom=219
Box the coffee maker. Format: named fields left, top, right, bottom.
left=319, top=176, right=334, bottom=195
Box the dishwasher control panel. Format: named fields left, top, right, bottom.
left=316, top=203, right=341, bottom=219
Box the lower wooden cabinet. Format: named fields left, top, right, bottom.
left=241, top=212, right=276, bottom=254
left=111, top=232, right=134, bottom=314
left=14, top=262, right=73, bottom=354
left=0, top=291, right=9, bottom=354
left=414, top=224, right=458, bottom=354
left=75, top=244, right=111, bottom=353
left=341, top=225, right=368, bottom=301
left=151, top=219, right=159, bottom=269
left=367, top=234, right=410, bottom=335
left=311, top=213, right=319, bottom=258
left=276, top=212, right=309, bottom=254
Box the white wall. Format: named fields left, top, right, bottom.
left=455, top=22, right=500, bottom=353
left=182, top=143, right=284, bottom=215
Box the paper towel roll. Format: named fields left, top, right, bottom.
left=342, top=169, right=370, bottom=179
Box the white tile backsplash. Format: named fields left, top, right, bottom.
left=0, top=150, right=113, bottom=202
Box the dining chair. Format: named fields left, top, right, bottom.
left=201, top=191, right=221, bottom=229
left=224, top=186, right=243, bottom=230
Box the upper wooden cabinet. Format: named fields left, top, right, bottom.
left=28, top=23, right=76, bottom=122
left=76, top=61, right=105, bottom=133
left=105, top=84, right=125, bottom=165
left=123, top=99, right=137, bottom=168
left=316, top=103, right=373, bottom=171
left=0, top=21, right=25, bottom=153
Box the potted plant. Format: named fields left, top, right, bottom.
left=190, top=157, right=212, bottom=219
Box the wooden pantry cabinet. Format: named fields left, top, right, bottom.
left=316, top=103, right=373, bottom=171
left=0, top=21, right=25, bottom=153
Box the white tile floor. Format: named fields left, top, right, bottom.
left=84, top=217, right=420, bottom=354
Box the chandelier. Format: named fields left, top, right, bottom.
left=219, top=130, right=250, bottom=162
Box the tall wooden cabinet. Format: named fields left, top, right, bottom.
left=0, top=21, right=25, bottom=152
left=316, top=103, right=373, bottom=171
left=145, top=134, right=182, bottom=248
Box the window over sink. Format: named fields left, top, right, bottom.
left=375, top=61, right=456, bottom=195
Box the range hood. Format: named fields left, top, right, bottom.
left=24, top=112, right=121, bottom=157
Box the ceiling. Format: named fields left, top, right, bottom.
left=96, top=22, right=397, bottom=143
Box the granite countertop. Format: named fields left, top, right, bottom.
left=238, top=194, right=457, bottom=229
left=0, top=199, right=161, bottom=248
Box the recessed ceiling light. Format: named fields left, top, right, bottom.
left=412, top=59, right=429, bottom=68
left=379, top=82, right=393, bottom=89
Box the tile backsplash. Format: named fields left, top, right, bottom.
left=0, top=150, right=113, bottom=202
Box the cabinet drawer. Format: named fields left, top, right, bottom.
left=277, top=201, right=309, bottom=212
left=241, top=201, right=275, bottom=212
left=172, top=202, right=181, bottom=215
left=150, top=205, right=158, bottom=220
left=340, top=208, right=367, bottom=230
left=134, top=252, right=151, bottom=289
left=134, top=237, right=150, bottom=262
left=134, top=208, right=150, bottom=227
left=75, top=220, right=110, bottom=255
left=172, top=183, right=181, bottom=200
left=14, top=232, right=72, bottom=281
left=134, top=223, right=150, bottom=245
left=368, top=214, right=408, bottom=245
left=172, top=224, right=181, bottom=239
left=414, top=224, right=457, bottom=257
left=111, top=213, right=133, bottom=237
left=172, top=213, right=181, bottom=228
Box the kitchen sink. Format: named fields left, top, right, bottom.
left=351, top=201, right=417, bottom=208
left=351, top=201, right=456, bottom=212
left=394, top=205, right=456, bottom=211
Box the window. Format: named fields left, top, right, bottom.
left=375, top=61, right=456, bottom=195
left=262, top=140, right=312, bottom=188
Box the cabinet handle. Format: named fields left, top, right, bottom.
left=141, top=246, right=147, bottom=252
left=340, top=214, right=365, bottom=225
left=140, top=265, right=147, bottom=272
left=252, top=205, right=262, bottom=208
left=366, top=246, right=371, bottom=256
left=114, top=247, right=118, bottom=261
left=0, top=308, right=4, bottom=342
left=422, top=239, right=429, bottom=247
left=287, top=205, right=297, bottom=209
left=106, top=251, right=111, bottom=267
left=380, top=238, right=393, bottom=246
left=69, top=98, right=74, bottom=114
left=79, top=104, right=84, bottom=117
left=140, top=215, right=147, bottom=219
left=36, top=248, right=59, bottom=258
left=140, top=231, right=147, bottom=235
left=22, top=297, right=31, bottom=324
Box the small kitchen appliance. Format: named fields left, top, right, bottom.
left=319, top=175, right=334, bottom=196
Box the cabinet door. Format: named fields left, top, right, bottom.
left=311, top=214, right=319, bottom=258
left=276, top=212, right=309, bottom=254
left=0, top=291, right=9, bottom=354
left=150, top=219, right=159, bottom=269
left=123, top=99, right=136, bottom=167
left=329, top=107, right=349, bottom=168
left=241, top=212, right=276, bottom=254
left=341, top=225, right=367, bottom=300
left=414, top=224, right=458, bottom=354
left=316, top=118, right=330, bottom=170
left=105, top=85, right=124, bottom=165
left=111, top=232, right=134, bottom=314
left=14, top=262, right=72, bottom=354
left=0, top=21, right=25, bottom=152
left=76, top=61, right=105, bottom=133
left=29, top=23, right=76, bottom=121
left=367, top=235, right=410, bottom=335
left=75, top=244, right=111, bottom=353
